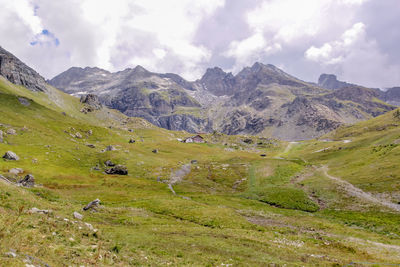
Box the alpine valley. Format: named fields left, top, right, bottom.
left=1, top=45, right=400, bottom=267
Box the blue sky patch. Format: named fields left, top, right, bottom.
left=30, top=29, right=60, bottom=47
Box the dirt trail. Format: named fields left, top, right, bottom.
left=284, top=141, right=298, bottom=153
left=321, top=166, right=400, bottom=212
left=274, top=141, right=298, bottom=159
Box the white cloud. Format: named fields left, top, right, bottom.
left=305, top=22, right=366, bottom=64
left=0, top=0, right=224, bottom=80
left=0, top=0, right=399, bottom=88
left=224, top=0, right=369, bottom=73
left=305, top=22, right=400, bottom=87
left=225, top=33, right=281, bottom=70
left=4, top=0, right=43, bottom=34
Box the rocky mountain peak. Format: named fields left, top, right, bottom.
left=318, top=74, right=351, bottom=90
left=0, top=46, right=48, bottom=92
left=200, top=66, right=235, bottom=96
left=132, top=65, right=149, bottom=73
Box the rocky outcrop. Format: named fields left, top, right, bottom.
left=199, top=67, right=235, bottom=96
left=158, top=114, right=212, bottom=133
left=0, top=46, right=47, bottom=92
left=105, top=165, right=128, bottom=175
left=19, top=174, right=35, bottom=187
left=80, top=94, right=102, bottom=110
left=318, top=74, right=351, bottom=90
left=220, top=110, right=271, bottom=135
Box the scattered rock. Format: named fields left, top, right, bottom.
left=74, top=132, right=82, bottom=139
left=32, top=158, right=38, bottom=164
left=29, top=207, right=51, bottom=214
left=92, top=165, right=101, bottom=171
left=61, top=111, right=67, bottom=116
left=128, top=129, right=134, bottom=132
left=9, top=168, right=24, bottom=175
left=86, top=143, right=96, bottom=148
left=83, top=199, right=101, bottom=211
left=6, top=128, right=16, bottom=135
left=18, top=97, right=31, bottom=106
left=73, top=211, right=83, bottom=220
left=105, top=145, right=116, bottom=151
left=105, top=165, right=128, bottom=175
left=3, top=151, right=20, bottom=160
left=129, top=139, right=136, bottom=143
left=243, top=138, right=253, bottom=144
left=19, top=174, right=35, bottom=187
left=84, top=222, right=94, bottom=230
left=87, top=129, right=93, bottom=136
left=104, top=160, right=115, bottom=167
left=191, top=160, right=198, bottom=164
left=4, top=251, right=17, bottom=258
left=260, top=154, right=267, bottom=157
left=152, top=149, right=158, bottom=154
left=0, top=130, right=3, bottom=143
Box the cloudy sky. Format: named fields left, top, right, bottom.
left=1, top=0, right=399, bottom=88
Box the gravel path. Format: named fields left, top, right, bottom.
left=321, top=166, right=400, bottom=212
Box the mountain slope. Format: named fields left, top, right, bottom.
left=0, top=46, right=48, bottom=92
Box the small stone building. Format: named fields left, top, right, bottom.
left=183, top=135, right=205, bottom=143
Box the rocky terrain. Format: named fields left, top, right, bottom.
left=0, top=46, right=48, bottom=92
left=50, top=62, right=396, bottom=140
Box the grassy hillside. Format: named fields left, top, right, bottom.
left=1, top=78, right=400, bottom=266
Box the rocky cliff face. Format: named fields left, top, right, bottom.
left=0, top=46, right=48, bottom=92
left=50, top=62, right=396, bottom=140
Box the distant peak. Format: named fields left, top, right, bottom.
left=133, top=65, right=148, bottom=72
left=318, top=74, right=338, bottom=83
left=201, top=67, right=229, bottom=80
left=250, top=62, right=279, bottom=72
left=318, top=73, right=350, bottom=90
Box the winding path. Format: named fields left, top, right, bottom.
left=321, top=166, right=400, bottom=212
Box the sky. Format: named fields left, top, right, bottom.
left=1, top=0, right=399, bottom=88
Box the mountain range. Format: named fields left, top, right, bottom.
left=49, top=60, right=399, bottom=140
left=1, top=45, right=399, bottom=140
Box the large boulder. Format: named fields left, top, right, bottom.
left=105, top=165, right=128, bottom=175
left=3, top=151, right=19, bottom=160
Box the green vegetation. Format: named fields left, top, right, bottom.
left=1, top=77, right=400, bottom=266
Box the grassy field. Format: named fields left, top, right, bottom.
left=1, top=78, right=400, bottom=266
